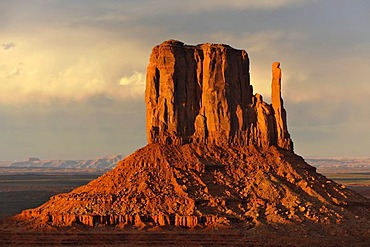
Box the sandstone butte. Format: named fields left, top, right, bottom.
left=15, top=40, right=368, bottom=234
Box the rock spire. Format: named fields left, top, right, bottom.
left=271, top=62, right=292, bottom=150
left=146, top=40, right=293, bottom=151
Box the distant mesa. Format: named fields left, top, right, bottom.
left=15, top=40, right=368, bottom=234
left=28, top=157, right=41, bottom=162
left=0, top=155, right=124, bottom=169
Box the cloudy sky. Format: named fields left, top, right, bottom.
left=1, top=0, right=369, bottom=160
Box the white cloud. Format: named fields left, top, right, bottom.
left=119, top=71, right=145, bottom=86
left=0, top=32, right=149, bottom=104
left=117, top=71, right=146, bottom=98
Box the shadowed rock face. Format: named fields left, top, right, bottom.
left=146, top=40, right=292, bottom=150
left=15, top=40, right=368, bottom=230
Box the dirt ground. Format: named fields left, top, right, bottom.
left=1, top=219, right=369, bottom=247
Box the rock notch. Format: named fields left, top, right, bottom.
left=146, top=40, right=293, bottom=150
left=15, top=41, right=368, bottom=233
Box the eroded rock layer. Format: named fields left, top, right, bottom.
left=146, top=40, right=292, bottom=150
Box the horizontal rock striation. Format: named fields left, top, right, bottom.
left=19, top=209, right=227, bottom=228
left=146, top=40, right=292, bottom=150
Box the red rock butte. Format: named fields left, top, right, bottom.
left=146, top=40, right=292, bottom=150
left=16, top=40, right=368, bottom=231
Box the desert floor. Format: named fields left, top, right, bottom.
left=0, top=168, right=368, bottom=246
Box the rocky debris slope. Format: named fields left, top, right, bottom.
left=18, top=143, right=367, bottom=229
left=15, top=41, right=368, bottom=233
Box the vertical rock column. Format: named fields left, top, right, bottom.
left=146, top=40, right=202, bottom=145
left=197, top=44, right=251, bottom=145
left=271, top=62, right=293, bottom=151
left=146, top=40, right=252, bottom=146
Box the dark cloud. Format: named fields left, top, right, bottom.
left=2, top=42, right=16, bottom=50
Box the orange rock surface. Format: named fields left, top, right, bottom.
left=146, top=40, right=292, bottom=150
left=15, top=41, right=368, bottom=232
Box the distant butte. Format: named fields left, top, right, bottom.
left=15, top=41, right=368, bottom=236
